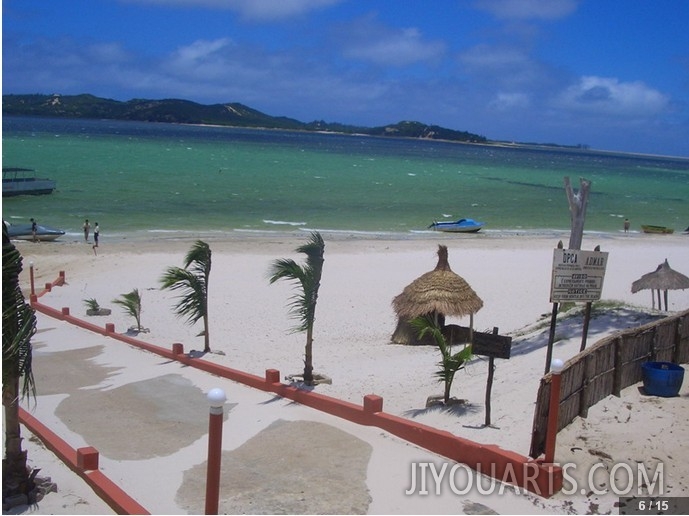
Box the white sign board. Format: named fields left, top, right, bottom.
left=550, top=249, right=609, bottom=302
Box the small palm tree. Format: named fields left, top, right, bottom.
left=410, top=315, right=472, bottom=404
left=112, top=289, right=143, bottom=332
left=160, top=240, right=212, bottom=353
left=83, top=298, right=101, bottom=312
left=268, top=232, right=325, bottom=385
left=3, top=224, right=37, bottom=498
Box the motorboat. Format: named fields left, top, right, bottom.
left=641, top=225, right=674, bottom=235
left=428, top=218, right=484, bottom=233
left=4, top=221, right=65, bottom=241
left=3, top=168, right=56, bottom=197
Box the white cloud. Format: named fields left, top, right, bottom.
left=171, top=38, right=233, bottom=65
left=336, top=15, right=446, bottom=67
left=488, top=92, right=531, bottom=110
left=120, top=0, right=342, bottom=21
left=555, top=76, right=670, bottom=117
left=473, top=0, right=579, bottom=20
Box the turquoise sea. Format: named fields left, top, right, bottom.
left=2, top=116, right=688, bottom=240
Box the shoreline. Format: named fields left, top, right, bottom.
left=16, top=224, right=683, bottom=246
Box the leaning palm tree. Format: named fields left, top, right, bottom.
left=3, top=223, right=38, bottom=499
left=160, top=240, right=212, bottom=353
left=268, top=232, right=325, bottom=385
left=410, top=315, right=472, bottom=405
left=112, top=288, right=143, bottom=332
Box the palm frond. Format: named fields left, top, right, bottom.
left=3, top=226, right=37, bottom=399
left=112, top=289, right=142, bottom=328
left=160, top=241, right=212, bottom=351
left=184, top=240, right=212, bottom=271
left=161, top=267, right=207, bottom=325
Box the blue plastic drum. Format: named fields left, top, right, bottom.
left=641, top=361, right=685, bottom=397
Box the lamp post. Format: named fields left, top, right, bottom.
left=29, top=261, right=35, bottom=297
left=544, top=358, right=564, bottom=464
left=205, top=388, right=226, bottom=515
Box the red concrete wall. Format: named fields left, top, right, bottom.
left=19, top=408, right=149, bottom=515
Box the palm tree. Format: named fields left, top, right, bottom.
left=160, top=240, right=212, bottom=353
left=3, top=224, right=37, bottom=498
left=112, top=288, right=143, bottom=332
left=410, top=315, right=472, bottom=404
left=268, top=232, right=325, bottom=385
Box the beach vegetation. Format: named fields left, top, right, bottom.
left=83, top=297, right=111, bottom=316
left=112, top=288, right=144, bottom=332
left=410, top=315, right=472, bottom=405
left=83, top=297, right=101, bottom=311
left=160, top=240, right=212, bottom=353
left=268, top=231, right=325, bottom=386
left=2, top=223, right=38, bottom=501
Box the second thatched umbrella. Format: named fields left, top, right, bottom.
left=391, top=245, right=483, bottom=345
left=631, top=259, right=689, bottom=311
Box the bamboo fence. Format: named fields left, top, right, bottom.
left=530, top=309, right=689, bottom=458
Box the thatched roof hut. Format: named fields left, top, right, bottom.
left=631, top=259, right=689, bottom=311
left=391, top=245, right=483, bottom=345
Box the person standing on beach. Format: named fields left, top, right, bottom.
left=30, top=218, right=38, bottom=242
left=83, top=219, right=91, bottom=241
left=624, top=218, right=630, bottom=233
left=92, top=223, right=100, bottom=255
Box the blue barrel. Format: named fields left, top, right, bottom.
left=641, top=361, right=685, bottom=397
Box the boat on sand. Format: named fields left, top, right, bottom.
left=4, top=221, right=66, bottom=241
left=641, top=225, right=674, bottom=235
left=428, top=218, right=484, bottom=233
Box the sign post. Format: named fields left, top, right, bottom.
left=545, top=248, right=608, bottom=372
left=472, top=327, right=512, bottom=427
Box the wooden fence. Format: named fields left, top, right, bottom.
left=530, top=309, right=689, bottom=459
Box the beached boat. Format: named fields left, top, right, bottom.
left=4, top=221, right=65, bottom=241
left=3, top=168, right=56, bottom=197
left=641, top=225, right=674, bottom=235
left=428, top=218, right=484, bottom=233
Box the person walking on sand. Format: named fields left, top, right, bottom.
left=83, top=219, right=91, bottom=241
left=92, top=223, right=100, bottom=255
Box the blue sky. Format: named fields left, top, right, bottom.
left=3, top=0, right=689, bottom=157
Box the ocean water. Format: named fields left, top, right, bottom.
left=2, top=116, right=688, bottom=240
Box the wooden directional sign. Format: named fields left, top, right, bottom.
left=472, top=331, right=512, bottom=359
left=550, top=248, right=609, bottom=303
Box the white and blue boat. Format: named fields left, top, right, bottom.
left=4, top=221, right=66, bottom=241
left=3, top=168, right=56, bottom=197
left=428, top=218, right=484, bottom=233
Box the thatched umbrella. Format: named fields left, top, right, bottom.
left=391, top=245, right=483, bottom=345
left=631, top=259, right=689, bottom=311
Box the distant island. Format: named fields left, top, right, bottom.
left=2, top=93, right=591, bottom=150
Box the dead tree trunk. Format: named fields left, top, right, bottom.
left=564, top=177, right=591, bottom=251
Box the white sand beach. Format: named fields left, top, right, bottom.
left=9, top=230, right=689, bottom=514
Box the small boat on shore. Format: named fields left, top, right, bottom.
left=4, top=221, right=65, bottom=241
left=428, top=218, right=484, bottom=233
left=641, top=225, right=674, bottom=235
left=3, top=168, right=56, bottom=197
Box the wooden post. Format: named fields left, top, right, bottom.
left=484, top=327, right=498, bottom=427
left=580, top=302, right=592, bottom=352
left=613, top=337, right=623, bottom=397
left=545, top=303, right=559, bottom=375
left=564, top=177, right=591, bottom=251
left=545, top=240, right=564, bottom=375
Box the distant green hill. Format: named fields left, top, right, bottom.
left=2, top=93, right=487, bottom=143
